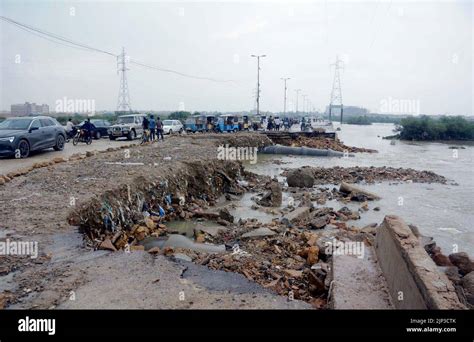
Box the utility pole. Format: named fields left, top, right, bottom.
left=302, top=94, right=307, bottom=116
left=280, top=77, right=290, bottom=116
left=251, top=54, right=266, bottom=116
left=117, top=47, right=132, bottom=112
left=328, top=55, right=344, bottom=124
left=295, top=89, right=301, bottom=117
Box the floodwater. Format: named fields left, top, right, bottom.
left=247, top=123, right=474, bottom=255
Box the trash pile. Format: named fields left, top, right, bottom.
left=288, top=136, right=377, bottom=153
left=283, top=166, right=448, bottom=185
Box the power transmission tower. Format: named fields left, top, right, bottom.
left=328, top=56, right=344, bottom=123
left=117, top=47, right=132, bottom=112
left=280, top=77, right=290, bottom=116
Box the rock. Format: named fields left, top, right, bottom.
left=431, top=248, right=453, bottom=267
left=449, top=252, right=474, bottom=275
left=461, top=272, right=474, bottom=306
left=130, top=245, right=145, bottom=251
left=241, top=227, right=276, bottom=239
left=218, top=208, right=234, bottom=223
left=286, top=168, right=314, bottom=188
left=98, top=238, right=117, bottom=252
left=147, top=247, right=161, bottom=254
left=309, top=215, right=329, bottom=229
left=257, top=181, right=282, bottom=207
left=307, top=246, right=319, bottom=265
left=438, top=266, right=461, bottom=285
left=144, top=217, right=157, bottom=230
left=284, top=206, right=311, bottom=224
left=361, top=224, right=377, bottom=235
left=172, top=253, right=193, bottom=262
left=284, top=269, right=303, bottom=278
left=373, top=207, right=380, bottom=211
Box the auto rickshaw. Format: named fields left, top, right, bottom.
left=241, top=115, right=251, bottom=131
left=217, top=114, right=240, bottom=132
left=184, top=115, right=206, bottom=133
left=205, top=115, right=218, bottom=132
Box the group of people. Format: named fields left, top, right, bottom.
left=261, top=116, right=294, bottom=131
left=141, top=114, right=164, bottom=143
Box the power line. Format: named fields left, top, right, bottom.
left=0, top=15, right=236, bottom=83
left=129, top=59, right=237, bottom=84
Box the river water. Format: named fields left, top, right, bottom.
left=247, top=123, right=474, bottom=255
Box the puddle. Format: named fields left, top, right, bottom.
left=165, top=219, right=217, bottom=238
left=228, top=192, right=298, bottom=223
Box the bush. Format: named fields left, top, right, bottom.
left=399, top=116, right=474, bottom=141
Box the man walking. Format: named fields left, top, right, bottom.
left=156, top=117, right=164, bottom=141
left=149, top=115, right=156, bottom=142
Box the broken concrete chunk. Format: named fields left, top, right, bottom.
left=284, top=206, right=311, bottom=223
left=339, top=182, right=380, bottom=200
left=257, top=181, right=282, bottom=207
left=241, top=227, right=276, bottom=239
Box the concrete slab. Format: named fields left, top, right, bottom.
left=331, top=246, right=393, bottom=309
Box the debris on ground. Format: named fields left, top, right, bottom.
left=288, top=136, right=377, bottom=153
left=282, top=166, right=448, bottom=185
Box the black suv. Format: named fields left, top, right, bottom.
left=0, top=116, right=67, bottom=158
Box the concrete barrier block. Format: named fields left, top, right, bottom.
left=375, top=215, right=464, bottom=309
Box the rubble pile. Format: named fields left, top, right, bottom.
left=288, top=137, right=377, bottom=153
left=193, top=220, right=335, bottom=308
left=283, top=166, right=447, bottom=185
left=424, top=239, right=474, bottom=308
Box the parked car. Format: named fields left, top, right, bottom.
left=76, top=119, right=111, bottom=139
left=162, top=120, right=183, bottom=134
left=108, top=114, right=146, bottom=140
left=0, top=116, right=66, bottom=158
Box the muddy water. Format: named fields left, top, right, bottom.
left=247, top=123, right=474, bottom=255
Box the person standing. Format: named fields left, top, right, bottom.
left=156, top=117, right=164, bottom=141
left=149, top=115, right=156, bottom=142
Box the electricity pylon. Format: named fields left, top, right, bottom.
left=328, top=56, right=344, bottom=123
left=117, top=47, right=132, bottom=112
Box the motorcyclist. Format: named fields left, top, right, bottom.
left=65, top=118, right=76, bottom=139
left=81, top=118, right=96, bottom=141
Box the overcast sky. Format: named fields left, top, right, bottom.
left=0, top=0, right=472, bottom=115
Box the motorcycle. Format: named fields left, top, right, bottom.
left=66, top=127, right=78, bottom=143
left=72, top=129, right=92, bottom=145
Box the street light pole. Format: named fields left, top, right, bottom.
left=295, top=89, right=301, bottom=116
left=280, top=77, right=290, bottom=116
left=251, top=54, right=266, bottom=116
left=302, top=94, right=307, bottom=116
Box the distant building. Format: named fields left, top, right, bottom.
left=10, top=102, right=49, bottom=116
